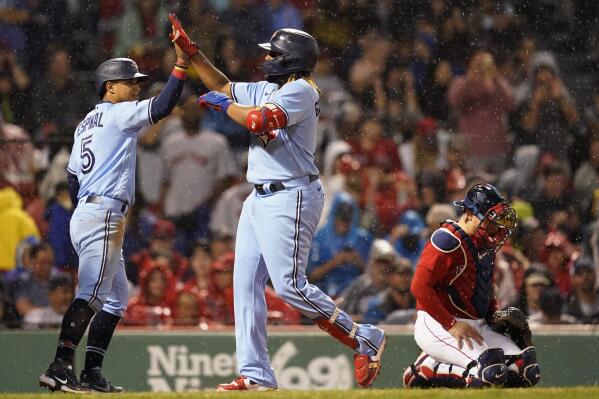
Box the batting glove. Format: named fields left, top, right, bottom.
left=168, top=13, right=199, bottom=56
left=199, top=91, right=233, bottom=113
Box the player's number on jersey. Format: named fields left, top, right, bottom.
left=81, top=135, right=96, bottom=174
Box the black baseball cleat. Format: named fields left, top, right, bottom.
left=39, top=360, right=90, bottom=393
left=80, top=368, right=125, bottom=393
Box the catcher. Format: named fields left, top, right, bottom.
left=403, top=184, right=540, bottom=388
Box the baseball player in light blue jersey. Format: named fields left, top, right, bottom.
left=170, top=14, right=386, bottom=391
left=39, top=39, right=189, bottom=393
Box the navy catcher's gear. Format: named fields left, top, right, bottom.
left=454, top=183, right=505, bottom=219
left=259, top=29, right=319, bottom=77
left=468, top=348, right=508, bottom=387
left=95, top=58, right=149, bottom=97
left=505, top=346, right=541, bottom=387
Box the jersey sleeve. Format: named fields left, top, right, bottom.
left=114, top=99, right=153, bottom=133
left=267, top=81, right=313, bottom=127
left=67, top=140, right=79, bottom=175
left=230, top=81, right=276, bottom=106
left=411, top=242, right=460, bottom=330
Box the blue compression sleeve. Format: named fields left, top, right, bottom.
left=67, top=171, right=80, bottom=208
left=149, top=68, right=186, bottom=123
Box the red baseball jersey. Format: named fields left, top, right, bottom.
left=411, top=220, right=498, bottom=330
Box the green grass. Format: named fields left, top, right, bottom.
left=2, top=388, right=599, bottom=399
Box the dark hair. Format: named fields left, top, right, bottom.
left=29, top=242, right=52, bottom=259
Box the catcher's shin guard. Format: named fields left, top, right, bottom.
left=467, top=348, right=507, bottom=387
left=314, top=307, right=358, bottom=350
left=505, top=346, right=541, bottom=387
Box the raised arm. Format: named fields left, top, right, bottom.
left=169, top=13, right=231, bottom=97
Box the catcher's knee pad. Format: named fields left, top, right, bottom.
left=511, top=346, right=540, bottom=387
left=314, top=308, right=358, bottom=350
left=475, top=348, right=508, bottom=387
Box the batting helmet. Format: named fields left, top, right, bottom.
left=258, top=29, right=319, bottom=77
left=94, top=58, right=148, bottom=97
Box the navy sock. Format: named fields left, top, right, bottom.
left=55, top=299, right=95, bottom=364
left=84, top=310, right=121, bottom=371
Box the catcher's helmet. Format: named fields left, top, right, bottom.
left=259, top=29, right=319, bottom=77
left=455, top=183, right=517, bottom=252
left=95, top=58, right=148, bottom=97
left=454, top=184, right=506, bottom=220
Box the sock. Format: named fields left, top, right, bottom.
left=84, top=310, right=121, bottom=371
left=55, top=298, right=96, bottom=364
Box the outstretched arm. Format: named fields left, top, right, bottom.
left=169, top=13, right=231, bottom=97
left=198, top=91, right=288, bottom=135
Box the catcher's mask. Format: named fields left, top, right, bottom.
left=475, top=202, right=517, bottom=252
left=454, top=184, right=516, bottom=252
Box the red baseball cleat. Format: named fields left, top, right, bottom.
left=354, top=334, right=386, bottom=388
left=216, top=376, right=276, bottom=392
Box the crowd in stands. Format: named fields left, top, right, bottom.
left=1, top=0, right=599, bottom=328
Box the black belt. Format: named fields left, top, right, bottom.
left=86, top=195, right=129, bottom=213
left=255, top=175, right=318, bottom=195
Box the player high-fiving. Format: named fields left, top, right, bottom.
left=38, top=26, right=189, bottom=393
left=168, top=13, right=387, bottom=391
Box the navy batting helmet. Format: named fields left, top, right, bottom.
left=259, top=29, right=319, bottom=77
left=95, top=58, right=148, bottom=97
left=454, top=184, right=506, bottom=220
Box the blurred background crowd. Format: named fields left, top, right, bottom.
left=1, top=0, right=599, bottom=329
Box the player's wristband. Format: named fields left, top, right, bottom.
left=175, top=58, right=188, bottom=68
left=172, top=65, right=188, bottom=80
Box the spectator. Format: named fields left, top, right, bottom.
left=308, top=193, right=373, bottom=298
left=0, top=49, right=30, bottom=126
left=339, top=239, right=399, bottom=318
left=520, top=63, right=578, bottom=157
left=514, top=269, right=552, bottom=318
left=209, top=232, right=234, bottom=260
left=161, top=93, right=236, bottom=253
left=531, top=163, right=574, bottom=229
left=125, top=262, right=174, bottom=326
left=209, top=159, right=253, bottom=240
left=363, top=259, right=416, bottom=324
left=448, top=50, right=513, bottom=172
left=574, top=135, right=599, bottom=218
left=171, top=286, right=202, bottom=326
left=0, top=186, right=40, bottom=272
left=31, top=46, right=92, bottom=150
left=0, top=1, right=30, bottom=56
left=0, top=120, right=36, bottom=189
left=12, top=243, right=63, bottom=319
left=565, top=257, right=599, bottom=324
left=129, top=220, right=189, bottom=283
left=46, top=182, right=77, bottom=271
left=387, top=210, right=427, bottom=266
left=196, top=252, right=235, bottom=325
left=424, top=203, right=457, bottom=237
left=420, top=60, right=454, bottom=122
left=529, top=287, right=576, bottom=325
left=182, top=240, right=213, bottom=289
left=542, top=232, right=575, bottom=297
left=23, top=275, right=73, bottom=328
left=112, top=0, right=169, bottom=58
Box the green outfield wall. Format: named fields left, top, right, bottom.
left=2, top=329, right=598, bottom=392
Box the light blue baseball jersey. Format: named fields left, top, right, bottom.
left=67, top=99, right=154, bottom=205
left=231, top=79, right=320, bottom=184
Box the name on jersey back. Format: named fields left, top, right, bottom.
left=77, top=112, right=104, bottom=137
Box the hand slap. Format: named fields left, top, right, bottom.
left=168, top=13, right=199, bottom=56
left=199, top=91, right=233, bottom=114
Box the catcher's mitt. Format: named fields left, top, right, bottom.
left=487, top=307, right=533, bottom=349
